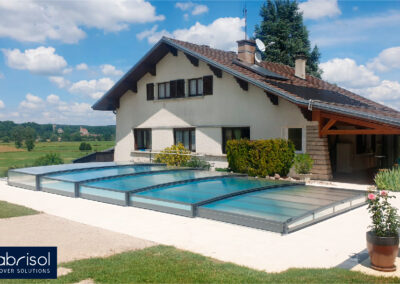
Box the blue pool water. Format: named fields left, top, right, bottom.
left=45, top=165, right=166, bottom=182
left=134, top=177, right=286, bottom=204
left=10, top=162, right=122, bottom=175
left=83, top=170, right=228, bottom=192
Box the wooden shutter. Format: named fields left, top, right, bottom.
left=203, top=75, right=213, bottom=95
left=146, top=83, right=154, bottom=100
left=177, top=79, right=185, bottom=97
left=170, top=80, right=177, bottom=98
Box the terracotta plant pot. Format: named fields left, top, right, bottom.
left=367, top=231, right=399, bottom=272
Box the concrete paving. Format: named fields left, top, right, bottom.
left=0, top=213, right=155, bottom=263
left=0, top=180, right=399, bottom=273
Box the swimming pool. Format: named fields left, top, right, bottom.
left=7, top=163, right=367, bottom=233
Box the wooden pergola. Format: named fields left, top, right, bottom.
left=312, top=110, right=400, bottom=137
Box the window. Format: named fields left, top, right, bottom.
left=222, top=127, right=250, bottom=153
left=288, top=128, right=303, bottom=152
left=146, top=83, right=154, bottom=100
left=158, top=82, right=170, bottom=99
left=134, top=129, right=151, bottom=150
left=189, top=78, right=203, bottom=96
left=174, top=128, right=196, bottom=152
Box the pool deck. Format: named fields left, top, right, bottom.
left=0, top=179, right=398, bottom=273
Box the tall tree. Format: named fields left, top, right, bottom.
left=254, top=0, right=322, bottom=78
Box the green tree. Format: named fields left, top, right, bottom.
left=24, top=127, right=36, bottom=152
left=254, top=0, right=322, bottom=78
left=11, top=126, right=25, bottom=148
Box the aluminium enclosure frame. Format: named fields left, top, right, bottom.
left=40, top=167, right=197, bottom=199
left=196, top=187, right=367, bottom=234
left=130, top=179, right=300, bottom=217
left=79, top=172, right=242, bottom=206
left=7, top=163, right=165, bottom=191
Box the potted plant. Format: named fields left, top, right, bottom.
left=293, top=153, right=314, bottom=181
left=366, top=189, right=400, bottom=272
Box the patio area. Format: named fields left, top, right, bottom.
left=0, top=179, right=398, bottom=276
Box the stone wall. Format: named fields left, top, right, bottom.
left=306, top=124, right=333, bottom=180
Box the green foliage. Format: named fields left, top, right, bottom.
left=293, top=153, right=313, bottom=174
left=11, top=125, right=25, bottom=148
left=2, top=136, right=10, bottom=143
left=34, top=153, right=64, bottom=166
left=79, top=142, right=92, bottom=151
left=374, top=167, right=400, bottom=192
left=367, top=190, right=400, bottom=237
left=226, top=139, right=295, bottom=177
left=254, top=0, right=322, bottom=78
left=25, top=138, right=35, bottom=151
left=183, top=156, right=210, bottom=170
left=154, top=143, right=191, bottom=166
left=50, top=134, right=58, bottom=142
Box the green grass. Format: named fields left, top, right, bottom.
left=0, top=200, right=38, bottom=218
left=0, top=141, right=114, bottom=177
left=4, top=246, right=399, bottom=283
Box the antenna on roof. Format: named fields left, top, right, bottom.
left=243, top=3, right=247, bottom=40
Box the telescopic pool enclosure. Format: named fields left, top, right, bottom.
left=7, top=163, right=367, bottom=234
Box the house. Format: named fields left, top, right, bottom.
left=92, top=37, right=400, bottom=181
left=57, top=128, right=64, bottom=134
left=80, top=126, right=89, bottom=136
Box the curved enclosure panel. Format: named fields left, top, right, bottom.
left=80, top=170, right=231, bottom=205
left=197, top=185, right=366, bottom=233
left=131, top=177, right=292, bottom=217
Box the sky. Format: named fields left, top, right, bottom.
left=0, top=0, right=399, bottom=126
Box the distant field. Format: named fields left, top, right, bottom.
left=0, top=141, right=115, bottom=177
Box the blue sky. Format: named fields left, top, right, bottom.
left=0, top=0, right=399, bottom=125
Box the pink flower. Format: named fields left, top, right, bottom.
left=368, top=193, right=376, bottom=200
left=381, top=190, right=388, bottom=196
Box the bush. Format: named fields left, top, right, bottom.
left=293, top=153, right=314, bottom=174
left=25, top=138, right=35, bottom=152
left=183, top=156, right=210, bottom=170
left=154, top=143, right=191, bottom=166
left=374, top=166, right=400, bottom=192
left=226, top=139, right=295, bottom=177
left=79, top=142, right=92, bottom=151
left=34, top=153, right=64, bottom=166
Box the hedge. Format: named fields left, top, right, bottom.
left=226, top=139, right=295, bottom=177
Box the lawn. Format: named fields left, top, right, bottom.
left=0, top=200, right=38, bottom=218
left=4, top=245, right=397, bottom=283
left=0, top=141, right=115, bottom=176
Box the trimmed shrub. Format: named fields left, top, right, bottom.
left=79, top=142, right=92, bottom=151
left=226, top=139, right=295, bottom=177
left=375, top=166, right=400, bottom=192
left=154, top=143, right=191, bottom=166
left=293, top=153, right=314, bottom=174
left=34, top=153, right=64, bottom=166
left=183, top=156, right=210, bottom=170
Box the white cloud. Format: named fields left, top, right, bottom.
left=69, top=77, right=115, bottom=99
left=76, top=63, right=88, bottom=70
left=0, top=100, right=4, bottom=109
left=3, top=46, right=67, bottom=75
left=46, top=94, right=60, bottom=104
left=49, top=76, right=71, bottom=88
left=19, top=93, right=44, bottom=110
left=299, top=0, right=341, bottom=20
left=101, top=64, right=123, bottom=76
left=0, top=0, right=164, bottom=44
left=367, top=46, right=400, bottom=72
left=192, top=5, right=208, bottom=16
left=175, top=2, right=208, bottom=17
left=320, top=58, right=380, bottom=89
left=137, top=17, right=245, bottom=51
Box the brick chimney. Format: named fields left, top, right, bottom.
left=237, top=39, right=256, bottom=64
left=295, top=53, right=307, bottom=79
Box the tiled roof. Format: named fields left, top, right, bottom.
left=168, top=38, right=400, bottom=123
